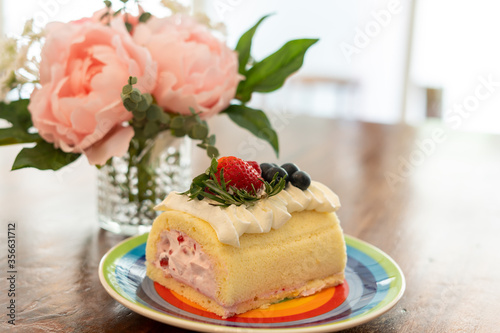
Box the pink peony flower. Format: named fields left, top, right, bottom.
left=133, top=15, right=242, bottom=118
left=29, top=15, right=157, bottom=165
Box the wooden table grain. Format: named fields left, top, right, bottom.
left=1, top=115, right=499, bottom=332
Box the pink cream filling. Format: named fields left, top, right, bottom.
left=154, top=230, right=218, bottom=300
left=153, top=231, right=332, bottom=316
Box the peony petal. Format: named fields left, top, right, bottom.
left=134, top=14, right=242, bottom=116
left=84, top=126, right=134, bottom=165
left=30, top=14, right=156, bottom=157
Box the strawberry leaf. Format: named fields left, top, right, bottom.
left=222, top=104, right=279, bottom=157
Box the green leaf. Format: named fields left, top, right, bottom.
left=170, top=116, right=184, bottom=130
left=130, top=89, right=142, bottom=103
left=0, top=100, right=40, bottom=145
left=189, top=123, right=208, bottom=140
left=209, top=156, right=218, bottom=174
left=122, top=84, right=133, bottom=95
left=113, top=8, right=123, bottom=16
left=125, top=22, right=133, bottom=33
left=137, top=98, right=150, bottom=112
left=235, top=14, right=272, bottom=74
left=132, top=108, right=146, bottom=120
left=146, top=106, right=161, bottom=121
left=207, top=134, right=216, bottom=146
left=128, top=76, right=138, bottom=85
left=12, top=141, right=80, bottom=171
left=182, top=116, right=197, bottom=133
left=207, top=145, right=219, bottom=158
left=143, top=93, right=153, bottom=106
left=171, top=127, right=186, bottom=137
left=158, top=112, right=170, bottom=125
left=237, top=38, right=319, bottom=102
left=143, top=121, right=159, bottom=137
left=0, top=128, right=39, bottom=145
left=139, top=12, right=152, bottom=23
left=123, top=98, right=138, bottom=112
left=223, top=104, right=279, bottom=157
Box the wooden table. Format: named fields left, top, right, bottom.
left=1, top=115, right=499, bottom=332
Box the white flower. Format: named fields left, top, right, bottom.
left=0, top=20, right=43, bottom=101
left=161, top=0, right=191, bottom=15
left=22, top=19, right=34, bottom=37
left=0, top=38, right=17, bottom=68
left=192, top=12, right=227, bottom=35
left=160, top=0, right=227, bottom=35
left=0, top=38, right=19, bottom=101
left=22, top=19, right=44, bottom=40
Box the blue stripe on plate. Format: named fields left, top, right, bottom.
left=112, top=242, right=390, bottom=329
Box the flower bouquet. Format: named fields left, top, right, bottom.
left=0, top=0, right=317, bottom=234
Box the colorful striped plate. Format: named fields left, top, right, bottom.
left=99, top=234, right=405, bottom=332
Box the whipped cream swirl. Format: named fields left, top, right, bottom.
left=155, top=181, right=340, bottom=247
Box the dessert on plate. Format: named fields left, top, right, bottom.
left=145, top=156, right=346, bottom=318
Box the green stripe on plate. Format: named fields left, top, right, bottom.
left=102, top=233, right=149, bottom=300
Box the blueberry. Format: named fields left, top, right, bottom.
left=260, top=163, right=274, bottom=176
left=291, top=171, right=311, bottom=190
left=281, top=163, right=299, bottom=177
left=264, top=166, right=288, bottom=183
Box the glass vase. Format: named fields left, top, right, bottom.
left=97, top=131, right=191, bottom=236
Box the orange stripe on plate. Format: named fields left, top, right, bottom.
left=154, top=280, right=349, bottom=323
left=238, top=288, right=335, bottom=318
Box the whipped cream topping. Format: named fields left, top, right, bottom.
left=154, top=230, right=217, bottom=299
left=155, top=181, right=340, bottom=247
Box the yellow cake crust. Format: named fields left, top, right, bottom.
left=146, top=209, right=347, bottom=318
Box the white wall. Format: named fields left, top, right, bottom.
left=4, top=0, right=102, bottom=34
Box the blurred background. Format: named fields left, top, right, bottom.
left=1, top=0, right=499, bottom=133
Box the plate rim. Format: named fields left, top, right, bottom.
left=98, top=234, right=405, bottom=333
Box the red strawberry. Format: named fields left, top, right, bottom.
left=246, top=161, right=261, bottom=175
left=160, top=257, right=169, bottom=267
left=215, top=156, right=263, bottom=194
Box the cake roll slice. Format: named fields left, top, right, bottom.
left=146, top=202, right=346, bottom=318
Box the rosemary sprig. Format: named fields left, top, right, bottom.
left=180, top=158, right=286, bottom=207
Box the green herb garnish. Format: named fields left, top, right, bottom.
left=181, top=158, right=286, bottom=207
